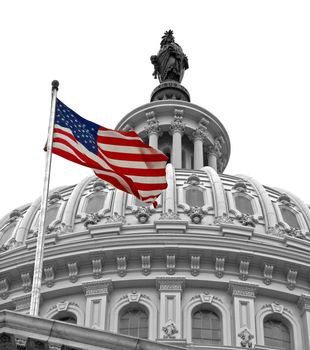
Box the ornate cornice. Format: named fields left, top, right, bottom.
left=82, top=279, right=113, bottom=296
left=156, top=276, right=185, bottom=292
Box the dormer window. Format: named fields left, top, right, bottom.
left=186, top=188, right=204, bottom=207
left=234, top=195, right=254, bottom=215
left=280, top=207, right=300, bottom=229
left=85, top=193, right=106, bottom=213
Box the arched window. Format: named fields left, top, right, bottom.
left=85, top=193, right=106, bottom=213
left=192, top=308, right=222, bottom=345
left=264, top=318, right=291, bottom=349
left=186, top=188, right=204, bottom=207
left=280, top=207, right=300, bottom=229
left=234, top=195, right=254, bottom=215
left=119, top=305, right=148, bottom=339
left=52, top=311, right=77, bottom=324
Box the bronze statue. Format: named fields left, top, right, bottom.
left=151, top=30, right=188, bottom=83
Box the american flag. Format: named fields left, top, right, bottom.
left=51, top=99, right=168, bottom=207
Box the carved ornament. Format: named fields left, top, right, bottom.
left=93, top=179, right=106, bottom=191
left=187, top=206, right=206, bottom=224
left=67, top=262, right=78, bottom=283
left=117, top=256, right=127, bottom=277
left=190, top=255, right=200, bottom=276
left=159, top=209, right=181, bottom=220
left=141, top=255, right=151, bottom=276
left=162, top=320, right=178, bottom=339
left=238, top=328, right=254, bottom=348
left=44, top=266, right=55, bottom=288
left=214, top=213, right=234, bottom=225
left=156, top=277, right=185, bottom=292
left=133, top=206, right=152, bottom=224
left=237, top=213, right=258, bottom=227
left=287, top=268, right=298, bottom=290
left=106, top=212, right=126, bottom=224
left=0, top=278, right=9, bottom=299
left=215, top=256, right=225, bottom=278
left=232, top=181, right=248, bottom=192
left=263, top=263, right=274, bottom=285
left=228, top=281, right=258, bottom=299
left=166, top=254, right=176, bottom=275
left=82, top=279, right=113, bottom=296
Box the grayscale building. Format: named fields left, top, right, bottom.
left=0, top=30, right=309, bottom=350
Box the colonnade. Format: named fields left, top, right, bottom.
left=145, top=109, right=224, bottom=172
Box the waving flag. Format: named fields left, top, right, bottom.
left=50, top=99, right=168, bottom=207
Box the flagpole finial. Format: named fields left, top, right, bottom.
left=51, top=80, right=59, bottom=90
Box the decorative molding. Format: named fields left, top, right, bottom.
left=67, top=262, right=78, bottom=283
left=116, top=256, right=127, bottom=277
left=82, top=279, right=113, bottom=296
left=166, top=254, right=176, bottom=275
left=0, top=334, right=12, bottom=345
left=287, top=268, right=298, bottom=290
left=261, top=302, right=292, bottom=315
left=159, top=209, right=181, bottom=220
left=162, top=320, right=178, bottom=339
left=190, top=255, right=200, bottom=276
left=0, top=278, right=9, bottom=299
left=44, top=266, right=55, bottom=288
left=238, top=328, right=254, bottom=348
left=20, top=272, right=32, bottom=293
left=186, top=206, right=206, bottom=224
left=141, top=255, right=151, bottom=276
left=92, top=258, right=103, bottom=279
left=263, top=263, right=274, bottom=285
left=190, top=292, right=222, bottom=304
left=239, top=259, right=250, bottom=281
left=214, top=256, right=225, bottom=278
left=47, top=301, right=80, bottom=314
left=156, top=277, right=185, bottom=292
left=228, top=281, right=258, bottom=299
left=214, top=213, right=234, bottom=225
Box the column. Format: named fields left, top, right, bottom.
left=82, top=279, right=113, bottom=330
left=192, top=129, right=205, bottom=169
left=145, top=111, right=161, bottom=149
left=170, top=109, right=185, bottom=168
left=228, top=281, right=258, bottom=348
left=156, top=277, right=185, bottom=340
left=208, top=137, right=223, bottom=172
left=298, top=294, right=310, bottom=349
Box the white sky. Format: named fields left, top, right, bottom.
left=0, top=0, right=310, bottom=218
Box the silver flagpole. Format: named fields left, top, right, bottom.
left=29, top=80, right=59, bottom=316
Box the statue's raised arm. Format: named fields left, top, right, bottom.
left=151, top=30, right=188, bottom=83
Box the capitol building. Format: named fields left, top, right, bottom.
left=0, top=31, right=310, bottom=350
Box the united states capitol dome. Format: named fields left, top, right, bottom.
left=0, top=30, right=310, bottom=350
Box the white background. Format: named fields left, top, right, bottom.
left=0, top=0, right=309, bottom=218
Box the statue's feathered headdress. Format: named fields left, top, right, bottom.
left=160, top=30, right=175, bottom=47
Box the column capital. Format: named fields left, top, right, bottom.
left=82, top=279, right=113, bottom=297
left=170, top=109, right=185, bottom=135
left=192, top=127, right=207, bottom=142
left=228, top=280, right=259, bottom=298
left=156, top=276, right=186, bottom=292
left=145, top=111, right=161, bottom=136
left=298, top=293, right=310, bottom=313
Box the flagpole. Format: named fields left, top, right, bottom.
left=29, top=80, right=59, bottom=316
